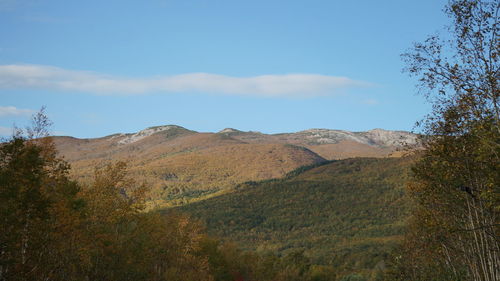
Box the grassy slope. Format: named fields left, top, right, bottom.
left=54, top=132, right=326, bottom=208
left=177, top=157, right=413, bottom=273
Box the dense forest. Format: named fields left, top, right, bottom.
left=177, top=157, right=413, bottom=277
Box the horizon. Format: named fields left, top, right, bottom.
left=49, top=123, right=414, bottom=139
left=1, top=0, right=448, bottom=138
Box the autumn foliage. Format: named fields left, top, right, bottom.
left=0, top=113, right=341, bottom=281
left=387, top=0, right=500, bottom=280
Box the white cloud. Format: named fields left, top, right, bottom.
left=0, top=64, right=369, bottom=97
left=0, top=106, right=35, bottom=117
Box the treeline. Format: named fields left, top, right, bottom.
left=0, top=123, right=341, bottom=281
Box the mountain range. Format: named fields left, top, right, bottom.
left=50, top=125, right=419, bottom=276
left=53, top=125, right=418, bottom=208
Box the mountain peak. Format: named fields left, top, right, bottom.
left=368, top=128, right=387, bottom=132
left=285, top=128, right=417, bottom=147
left=363, top=128, right=417, bottom=147
left=117, top=125, right=188, bottom=145
left=218, top=128, right=242, bottom=134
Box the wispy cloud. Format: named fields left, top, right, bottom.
left=0, top=105, right=35, bottom=117
left=0, top=64, right=370, bottom=97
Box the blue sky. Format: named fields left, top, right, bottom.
left=0, top=0, right=448, bottom=138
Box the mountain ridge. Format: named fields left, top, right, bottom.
left=52, top=125, right=418, bottom=208
left=58, top=125, right=417, bottom=149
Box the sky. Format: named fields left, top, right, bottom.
left=0, top=0, right=449, bottom=138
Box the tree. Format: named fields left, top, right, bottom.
left=0, top=108, right=84, bottom=281
left=0, top=110, right=219, bottom=281
left=397, top=0, right=499, bottom=280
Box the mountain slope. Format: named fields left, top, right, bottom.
left=53, top=125, right=417, bottom=207
left=176, top=157, right=413, bottom=273
left=217, top=128, right=417, bottom=159
left=53, top=126, right=326, bottom=208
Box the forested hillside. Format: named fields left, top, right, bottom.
left=178, top=157, right=413, bottom=277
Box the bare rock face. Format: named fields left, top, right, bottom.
left=361, top=129, right=418, bottom=147
left=217, top=128, right=242, bottom=134
left=271, top=128, right=417, bottom=148
left=117, top=125, right=189, bottom=145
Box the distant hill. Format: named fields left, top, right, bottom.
left=176, top=157, right=413, bottom=275
left=217, top=127, right=417, bottom=159
left=53, top=125, right=417, bottom=207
